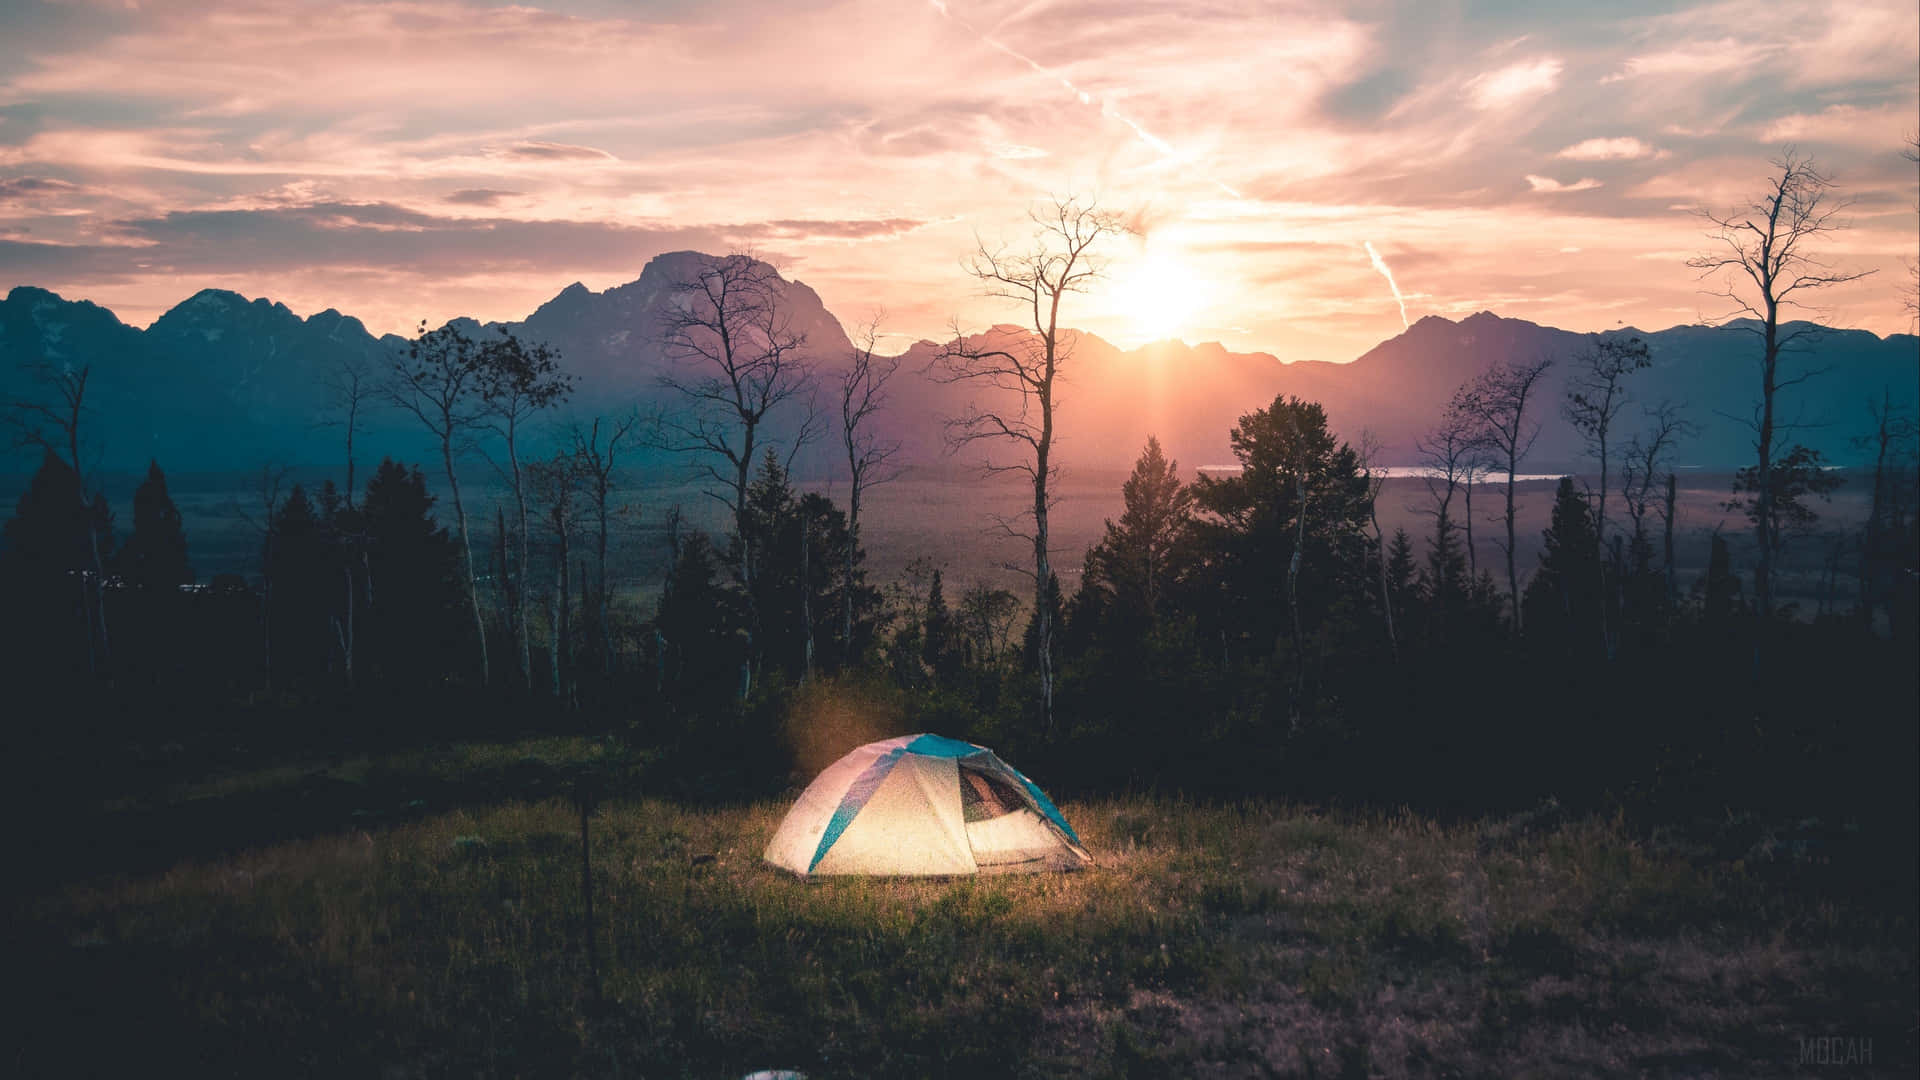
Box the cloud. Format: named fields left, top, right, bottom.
left=444, top=188, right=519, bottom=206
left=1525, top=175, right=1603, bottom=194
left=0, top=0, right=1912, bottom=356
left=764, top=218, right=929, bottom=239
left=1761, top=103, right=1920, bottom=147
left=491, top=141, right=616, bottom=162
left=1464, top=58, right=1563, bottom=110
left=1556, top=137, right=1660, bottom=161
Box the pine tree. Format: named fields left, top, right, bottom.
left=922, top=568, right=956, bottom=678
left=360, top=459, right=469, bottom=686
left=119, top=460, right=193, bottom=591
left=1384, top=528, right=1417, bottom=630
left=0, top=450, right=114, bottom=675
left=1085, top=437, right=1194, bottom=634
left=1522, top=477, right=1602, bottom=646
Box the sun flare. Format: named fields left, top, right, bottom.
left=1113, top=250, right=1209, bottom=343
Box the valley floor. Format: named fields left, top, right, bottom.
left=11, top=737, right=1914, bottom=1078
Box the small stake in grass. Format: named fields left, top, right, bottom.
left=574, top=775, right=601, bottom=1008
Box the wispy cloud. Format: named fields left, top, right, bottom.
left=1464, top=58, right=1563, bottom=110
left=0, top=0, right=1911, bottom=357
left=1526, top=175, right=1604, bottom=194
left=1556, top=137, right=1660, bottom=161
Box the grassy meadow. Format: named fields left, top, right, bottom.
left=12, top=737, right=1914, bottom=1078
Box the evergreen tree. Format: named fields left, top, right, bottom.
left=1727, top=443, right=1844, bottom=613
left=655, top=531, right=743, bottom=699
left=0, top=450, right=114, bottom=676
left=1695, top=532, right=1744, bottom=624
left=922, top=569, right=956, bottom=678
left=118, top=460, right=192, bottom=591
left=1522, top=477, right=1603, bottom=647
left=1185, top=395, right=1371, bottom=661
left=359, top=459, right=467, bottom=687
left=1084, top=436, right=1193, bottom=637
left=1384, top=527, right=1417, bottom=629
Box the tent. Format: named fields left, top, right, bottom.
left=765, top=734, right=1090, bottom=876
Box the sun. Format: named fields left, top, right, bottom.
left=1112, top=249, right=1208, bottom=343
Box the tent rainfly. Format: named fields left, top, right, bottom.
left=765, top=734, right=1090, bottom=876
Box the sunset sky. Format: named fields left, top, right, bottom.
left=1, top=0, right=1915, bottom=363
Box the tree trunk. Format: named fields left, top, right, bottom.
left=557, top=527, right=572, bottom=705
left=338, top=563, right=355, bottom=691
left=800, top=504, right=814, bottom=683
left=735, top=441, right=755, bottom=701
left=1756, top=308, right=1778, bottom=620
left=1663, top=474, right=1678, bottom=614
left=495, top=508, right=515, bottom=689
left=1034, top=447, right=1054, bottom=734
left=1370, top=500, right=1397, bottom=661
left=1464, top=475, right=1477, bottom=577
left=509, top=427, right=532, bottom=692
left=443, top=440, right=489, bottom=684
left=1287, top=467, right=1308, bottom=723
left=842, top=485, right=859, bottom=667
left=578, top=559, right=591, bottom=701
left=1504, top=464, right=1521, bottom=636
left=1597, top=433, right=1613, bottom=660
left=596, top=499, right=612, bottom=675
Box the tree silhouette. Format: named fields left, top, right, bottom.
left=1083, top=436, right=1193, bottom=640
left=1523, top=477, right=1603, bottom=652
left=1564, top=335, right=1651, bottom=658
left=933, top=194, right=1129, bottom=733
left=1456, top=357, right=1554, bottom=634
left=477, top=329, right=573, bottom=692
left=0, top=449, right=113, bottom=676
left=1687, top=149, right=1870, bottom=619
left=386, top=321, right=492, bottom=684
left=119, top=460, right=192, bottom=592
left=651, top=252, right=818, bottom=699
left=838, top=317, right=903, bottom=664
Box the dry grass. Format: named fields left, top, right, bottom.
left=16, top=794, right=1914, bottom=1078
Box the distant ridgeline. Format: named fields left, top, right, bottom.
left=3, top=253, right=1915, bottom=476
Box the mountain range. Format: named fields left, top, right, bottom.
left=3, top=252, right=1915, bottom=479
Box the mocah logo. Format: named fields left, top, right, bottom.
left=1798, top=1035, right=1871, bottom=1066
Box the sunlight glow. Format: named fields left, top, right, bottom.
left=1112, top=250, right=1209, bottom=343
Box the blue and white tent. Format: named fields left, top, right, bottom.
left=765, top=734, right=1090, bottom=876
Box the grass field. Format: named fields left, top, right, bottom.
left=12, top=737, right=1913, bottom=1078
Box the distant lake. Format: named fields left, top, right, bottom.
left=1196, top=465, right=1569, bottom=482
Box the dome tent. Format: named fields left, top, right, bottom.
left=765, top=734, right=1090, bottom=876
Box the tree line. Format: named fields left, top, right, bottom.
left=3, top=156, right=1916, bottom=825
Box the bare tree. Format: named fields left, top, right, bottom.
left=317, top=351, right=380, bottom=509
left=838, top=316, right=905, bottom=662
left=650, top=252, right=817, bottom=699
left=386, top=321, right=490, bottom=684
left=477, top=330, right=573, bottom=692
left=1415, top=406, right=1476, bottom=604
left=530, top=449, right=585, bottom=707
left=568, top=411, right=640, bottom=675
left=1564, top=334, right=1652, bottom=657
left=1620, top=402, right=1695, bottom=617
left=1457, top=357, right=1554, bottom=634
left=931, top=195, right=1128, bottom=733
left=1687, top=148, right=1871, bottom=618
left=228, top=463, right=291, bottom=695
left=6, top=358, right=112, bottom=675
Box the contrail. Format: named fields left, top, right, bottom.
left=1364, top=241, right=1409, bottom=329
left=928, top=0, right=1241, bottom=200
